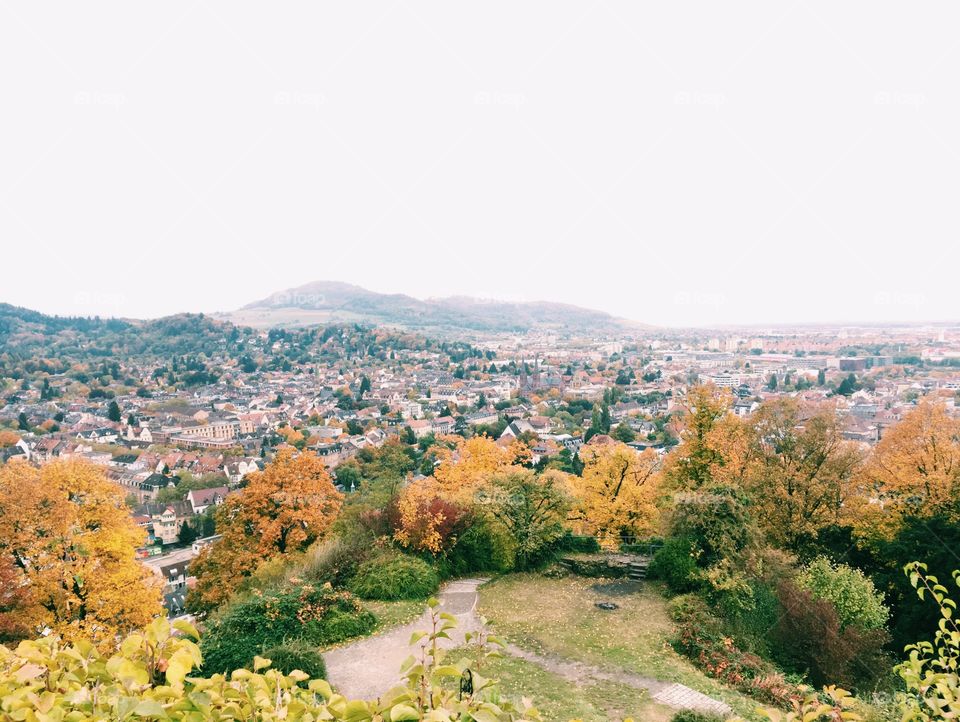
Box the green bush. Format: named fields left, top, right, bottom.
left=300, top=535, right=371, bottom=587
left=554, top=531, right=601, bottom=554
left=649, top=536, right=701, bottom=592
left=671, top=711, right=727, bottom=722
left=797, top=556, right=889, bottom=631
left=348, top=551, right=440, bottom=601
left=772, top=580, right=891, bottom=692
left=261, top=640, right=327, bottom=681
left=200, top=583, right=376, bottom=675
left=446, top=519, right=514, bottom=576
left=669, top=591, right=794, bottom=707
left=715, top=579, right=781, bottom=657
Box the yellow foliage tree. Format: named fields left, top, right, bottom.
left=432, top=435, right=529, bottom=501
left=848, top=401, right=960, bottom=543
left=393, top=435, right=528, bottom=555
left=392, top=478, right=466, bottom=555
left=188, top=449, right=343, bottom=612
left=569, top=442, right=661, bottom=545
left=745, top=399, right=863, bottom=549
left=0, top=459, right=162, bottom=648
left=660, top=385, right=749, bottom=491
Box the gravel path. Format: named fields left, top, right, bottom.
left=323, top=577, right=732, bottom=717
left=322, top=578, right=487, bottom=700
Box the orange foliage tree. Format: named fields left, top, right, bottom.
left=848, top=401, right=960, bottom=544
left=188, top=449, right=343, bottom=612
left=393, top=435, right=528, bottom=555
left=745, top=399, right=863, bottom=550
left=0, top=459, right=162, bottom=648
left=660, top=385, right=750, bottom=491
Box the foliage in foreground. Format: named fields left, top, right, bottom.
left=0, top=603, right=543, bottom=721
left=896, top=562, right=960, bottom=721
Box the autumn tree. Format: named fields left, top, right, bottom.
left=188, top=449, right=343, bottom=612
left=849, top=401, right=960, bottom=544
left=0, top=430, right=21, bottom=447
left=485, top=469, right=571, bottom=569
left=392, top=479, right=467, bottom=555
left=432, top=435, right=529, bottom=502
left=745, top=399, right=863, bottom=551
left=569, top=442, right=661, bottom=545
left=660, top=385, right=748, bottom=491
left=0, top=459, right=162, bottom=648
left=0, top=556, right=30, bottom=644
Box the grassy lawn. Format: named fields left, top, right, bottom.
left=363, top=598, right=425, bottom=631
left=478, top=574, right=765, bottom=720
left=458, top=649, right=674, bottom=722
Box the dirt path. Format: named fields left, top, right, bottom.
left=323, top=578, right=487, bottom=700
left=323, top=578, right=731, bottom=717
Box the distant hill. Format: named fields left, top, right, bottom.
left=0, top=303, right=236, bottom=361
left=233, top=281, right=642, bottom=334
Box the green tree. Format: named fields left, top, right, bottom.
left=107, top=400, right=122, bottom=423
left=486, top=469, right=570, bottom=570
left=612, top=422, right=636, bottom=443
left=836, top=373, right=859, bottom=396
left=797, top=556, right=889, bottom=631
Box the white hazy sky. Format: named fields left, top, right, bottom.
left=1, top=2, right=959, bottom=327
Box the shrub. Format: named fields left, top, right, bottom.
left=671, top=711, right=726, bottom=722
left=261, top=640, right=327, bottom=681
left=715, top=579, right=781, bottom=657
left=897, top=562, right=960, bottom=722
left=797, top=557, right=889, bottom=631
left=772, top=581, right=891, bottom=692
left=554, top=531, right=601, bottom=554
left=446, top=517, right=514, bottom=576
left=200, top=583, right=376, bottom=675
left=300, top=535, right=371, bottom=587
left=669, top=593, right=795, bottom=707
left=667, top=486, right=757, bottom=566
left=348, top=551, right=440, bottom=601
left=649, top=536, right=701, bottom=592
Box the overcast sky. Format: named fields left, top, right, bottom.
left=2, top=2, right=958, bottom=327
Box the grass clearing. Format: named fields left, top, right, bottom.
left=364, top=598, right=425, bottom=631
left=451, top=648, right=673, bottom=722
left=478, top=574, right=765, bottom=720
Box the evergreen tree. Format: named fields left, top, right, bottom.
left=107, top=401, right=122, bottom=423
